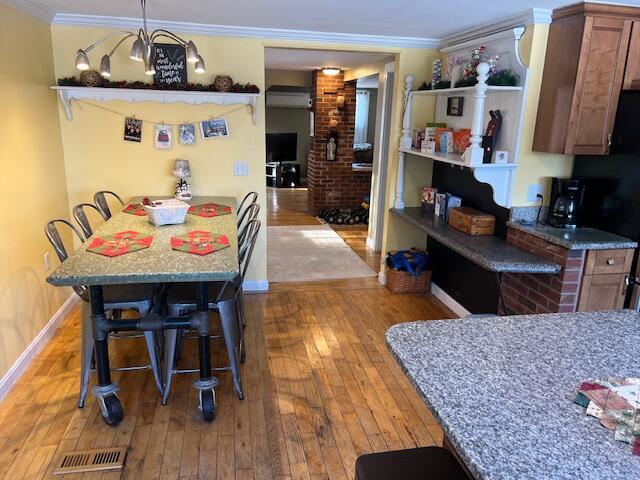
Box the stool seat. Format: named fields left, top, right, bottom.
left=355, top=447, right=469, bottom=480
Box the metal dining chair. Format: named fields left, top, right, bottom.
left=73, top=203, right=108, bottom=238
left=162, top=219, right=261, bottom=404
left=237, top=191, right=258, bottom=226
left=94, top=191, right=124, bottom=220
left=45, top=219, right=163, bottom=407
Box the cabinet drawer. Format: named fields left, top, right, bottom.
left=583, top=249, right=633, bottom=275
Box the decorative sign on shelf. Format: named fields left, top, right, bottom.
left=153, top=43, right=187, bottom=87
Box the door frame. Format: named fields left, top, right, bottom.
left=367, top=61, right=396, bottom=253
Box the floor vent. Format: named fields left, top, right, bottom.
left=53, top=447, right=128, bottom=475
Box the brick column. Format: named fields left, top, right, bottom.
left=501, top=228, right=586, bottom=314
left=307, top=71, right=372, bottom=215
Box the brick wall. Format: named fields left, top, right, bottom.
left=307, top=71, right=372, bottom=214
left=501, top=228, right=586, bottom=314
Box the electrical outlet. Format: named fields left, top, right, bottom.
left=526, top=184, right=543, bottom=203
left=44, top=252, right=51, bottom=272
left=233, top=161, right=248, bottom=176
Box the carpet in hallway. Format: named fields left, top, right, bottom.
left=267, top=225, right=376, bottom=282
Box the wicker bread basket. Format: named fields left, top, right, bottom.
left=386, top=268, right=432, bottom=294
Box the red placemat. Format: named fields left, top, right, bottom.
left=122, top=203, right=147, bottom=216
left=171, top=231, right=230, bottom=256
left=187, top=203, right=232, bottom=218
left=87, top=230, right=153, bottom=257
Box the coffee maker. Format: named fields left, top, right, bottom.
left=547, top=178, right=586, bottom=228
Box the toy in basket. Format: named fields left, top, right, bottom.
left=386, top=249, right=432, bottom=293
left=142, top=197, right=190, bottom=226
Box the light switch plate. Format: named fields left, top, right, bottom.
left=233, top=161, right=248, bottom=176
left=526, top=184, right=543, bottom=203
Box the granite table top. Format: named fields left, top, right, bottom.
left=47, top=196, right=239, bottom=286
left=390, top=208, right=561, bottom=274
left=387, top=310, right=640, bottom=480
left=508, top=221, right=638, bottom=251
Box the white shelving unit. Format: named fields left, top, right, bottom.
left=51, top=86, right=261, bottom=125
left=394, top=27, right=529, bottom=209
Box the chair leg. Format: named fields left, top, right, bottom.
left=78, top=302, right=93, bottom=408
left=162, top=329, right=178, bottom=405
left=219, top=298, right=243, bottom=400
left=138, top=304, right=163, bottom=396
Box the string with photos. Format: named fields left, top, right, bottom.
left=73, top=99, right=249, bottom=126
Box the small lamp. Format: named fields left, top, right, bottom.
left=172, top=159, right=193, bottom=200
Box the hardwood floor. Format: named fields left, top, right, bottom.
left=0, top=280, right=453, bottom=479
left=266, top=188, right=320, bottom=227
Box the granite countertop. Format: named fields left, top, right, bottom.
left=387, top=310, right=640, bottom=480
left=47, top=196, right=239, bottom=286
left=390, top=208, right=561, bottom=274
left=508, top=221, right=638, bottom=251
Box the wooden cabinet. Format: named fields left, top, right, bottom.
left=578, top=248, right=634, bottom=311
left=533, top=3, right=638, bottom=155
left=623, top=21, right=640, bottom=89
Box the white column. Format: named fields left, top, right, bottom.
left=463, top=62, right=489, bottom=166
left=394, top=151, right=406, bottom=209
left=400, top=75, right=414, bottom=150
left=395, top=75, right=414, bottom=209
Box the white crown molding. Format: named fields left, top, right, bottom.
left=52, top=13, right=440, bottom=49
left=2, top=0, right=55, bottom=23
left=441, top=8, right=551, bottom=48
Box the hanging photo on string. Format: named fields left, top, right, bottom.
left=178, top=123, right=196, bottom=145
left=200, top=118, right=230, bottom=139
left=154, top=124, right=172, bottom=149
left=124, top=117, right=142, bottom=142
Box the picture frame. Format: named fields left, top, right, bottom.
left=446, top=96, right=464, bottom=116
left=154, top=124, right=172, bottom=149
left=178, top=123, right=196, bottom=145
left=124, top=117, right=142, bottom=143
left=200, top=118, right=230, bottom=139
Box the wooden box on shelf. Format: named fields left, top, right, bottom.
left=386, top=268, right=432, bottom=294
left=448, top=207, right=496, bottom=236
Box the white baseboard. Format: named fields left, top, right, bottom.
left=243, top=280, right=269, bottom=292
left=366, top=236, right=375, bottom=250
left=378, top=271, right=387, bottom=285
left=430, top=282, right=470, bottom=317
left=0, top=293, right=79, bottom=402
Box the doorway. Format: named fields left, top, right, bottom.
left=264, top=47, right=395, bottom=283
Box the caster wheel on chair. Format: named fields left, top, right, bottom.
left=201, top=390, right=216, bottom=422
left=101, top=394, right=124, bottom=426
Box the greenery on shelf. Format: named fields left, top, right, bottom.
left=433, top=80, right=451, bottom=90
left=57, top=76, right=260, bottom=93
left=454, top=77, right=478, bottom=88
left=417, top=81, right=432, bottom=91
left=486, top=69, right=519, bottom=86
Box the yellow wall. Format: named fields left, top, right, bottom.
left=513, top=24, right=574, bottom=206
left=0, top=4, right=71, bottom=380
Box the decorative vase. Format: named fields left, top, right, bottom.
left=213, top=75, right=233, bottom=92
left=79, top=70, right=103, bottom=87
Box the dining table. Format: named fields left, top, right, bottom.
left=47, top=196, right=239, bottom=426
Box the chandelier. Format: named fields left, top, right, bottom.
left=74, top=0, right=205, bottom=78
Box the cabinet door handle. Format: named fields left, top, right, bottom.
left=606, top=133, right=613, bottom=154
left=607, top=258, right=615, bottom=265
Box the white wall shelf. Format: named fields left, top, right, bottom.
left=411, top=85, right=522, bottom=96
left=393, top=27, right=529, bottom=209
left=51, top=86, right=261, bottom=124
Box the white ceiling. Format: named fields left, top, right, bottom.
left=26, top=0, right=640, bottom=39
left=265, top=48, right=391, bottom=71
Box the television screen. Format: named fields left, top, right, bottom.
left=266, top=133, right=297, bottom=162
